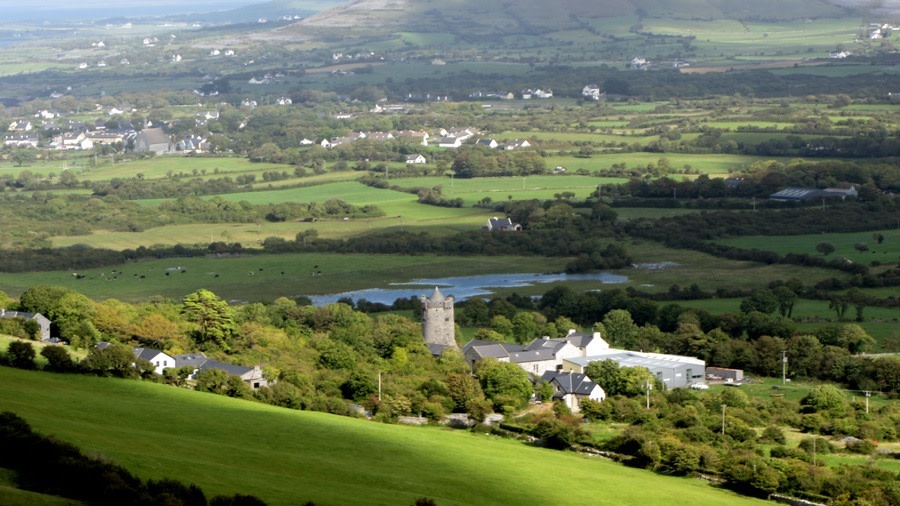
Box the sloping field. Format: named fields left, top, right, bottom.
left=0, top=367, right=763, bottom=506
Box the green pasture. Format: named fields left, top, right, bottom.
left=610, top=207, right=700, bottom=221
left=817, top=453, right=900, bottom=474
left=701, top=121, right=795, bottom=130
left=718, top=132, right=845, bottom=144
left=134, top=181, right=498, bottom=224
left=611, top=240, right=853, bottom=294
left=676, top=298, right=899, bottom=351
left=396, top=32, right=457, bottom=46
left=0, top=336, right=88, bottom=365
left=642, top=18, right=856, bottom=57
left=769, top=65, right=900, bottom=78
left=717, top=229, right=900, bottom=265
left=0, top=254, right=569, bottom=303
left=544, top=153, right=790, bottom=174
left=708, top=376, right=894, bottom=411
left=0, top=368, right=762, bottom=506
left=498, top=130, right=648, bottom=144
left=469, top=239, right=849, bottom=302
left=51, top=203, right=490, bottom=250
left=76, top=157, right=296, bottom=182
left=609, top=102, right=671, bottom=112
left=390, top=175, right=625, bottom=203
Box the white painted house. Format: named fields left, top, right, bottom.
left=133, top=347, right=176, bottom=375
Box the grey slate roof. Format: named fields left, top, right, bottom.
left=137, top=127, right=170, bottom=146
left=199, top=359, right=252, bottom=376
left=173, top=353, right=209, bottom=369
left=540, top=371, right=598, bottom=395
left=464, top=335, right=589, bottom=364
left=769, top=187, right=825, bottom=200
left=564, top=331, right=594, bottom=349
left=133, top=347, right=166, bottom=362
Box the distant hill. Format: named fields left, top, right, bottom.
left=283, top=0, right=862, bottom=37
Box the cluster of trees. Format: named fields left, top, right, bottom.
left=450, top=148, right=546, bottom=178
left=582, top=385, right=900, bottom=503
left=0, top=411, right=268, bottom=506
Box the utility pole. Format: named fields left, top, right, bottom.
left=645, top=379, right=651, bottom=409
left=721, top=405, right=726, bottom=434
left=812, top=437, right=817, bottom=466
left=781, top=350, right=788, bottom=384
left=865, top=390, right=870, bottom=414
left=378, top=371, right=382, bottom=402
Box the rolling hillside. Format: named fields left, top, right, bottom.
left=0, top=367, right=764, bottom=506
left=283, top=0, right=856, bottom=37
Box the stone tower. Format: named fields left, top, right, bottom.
left=420, top=287, right=456, bottom=348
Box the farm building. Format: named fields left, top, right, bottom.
left=484, top=217, right=522, bottom=231
left=563, top=350, right=706, bottom=390
left=133, top=127, right=173, bottom=154
left=462, top=330, right=609, bottom=376
left=706, top=367, right=744, bottom=382
left=174, top=352, right=269, bottom=389
left=769, top=186, right=857, bottom=201
left=0, top=310, right=51, bottom=341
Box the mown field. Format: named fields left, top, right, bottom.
left=0, top=367, right=763, bottom=506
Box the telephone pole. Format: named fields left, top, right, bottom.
left=645, top=378, right=651, bottom=409
left=721, top=405, right=726, bottom=434
left=781, top=350, right=788, bottom=384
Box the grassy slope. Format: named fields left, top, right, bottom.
left=0, top=367, right=762, bottom=506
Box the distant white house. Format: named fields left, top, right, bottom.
left=505, top=139, right=531, bottom=150
left=582, top=85, right=604, bottom=100
left=405, top=154, right=427, bottom=164
left=437, top=137, right=462, bottom=148
left=3, top=135, right=39, bottom=148
left=631, top=57, right=649, bottom=69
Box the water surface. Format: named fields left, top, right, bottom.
left=309, top=271, right=628, bottom=305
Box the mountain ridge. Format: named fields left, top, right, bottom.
left=282, top=0, right=868, bottom=38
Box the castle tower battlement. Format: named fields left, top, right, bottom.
left=421, top=287, right=456, bottom=348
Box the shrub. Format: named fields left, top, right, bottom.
left=40, top=345, right=73, bottom=372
